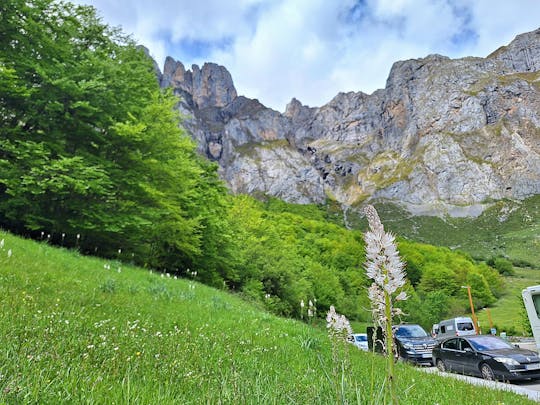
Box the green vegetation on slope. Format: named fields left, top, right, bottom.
left=0, top=230, right=535, bottom=404
left=227, top=197, right=504, bottom=330
left=0, top=0, right=233, bottom=278
left=344, top=196, right=540, bottom=269
left=476, top=267, right=540, bottom=336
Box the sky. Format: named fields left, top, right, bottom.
left=71, top=0, right=540, bottom=111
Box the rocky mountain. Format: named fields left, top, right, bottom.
left=158, top=28, right=540, bottom=217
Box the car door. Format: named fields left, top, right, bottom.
left=446, top=338, right=470, bottom=374
left=458, top=338, right=479, bottom=375
left=440, top=338, right=460, bottom=370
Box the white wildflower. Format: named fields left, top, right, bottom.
left=363, top=204, right=408, bottom=404
left=7, top=249, right=12, bottom=258
left=326, top=305, right=353, bottom=339
left=0, top=239, right=4, bottom=249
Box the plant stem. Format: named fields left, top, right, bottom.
left=385, top=289, right=398, bottom=405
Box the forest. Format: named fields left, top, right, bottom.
left=0, top=0, right=509, bottom=329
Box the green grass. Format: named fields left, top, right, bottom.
left=476, top=267, right=540, bottom=335
left=344, top=196, right=540, bottom=268
left=0, top=230, right=536, bottom=404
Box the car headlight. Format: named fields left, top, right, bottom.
left=402, top=343, right=413, bottom=350
left=494, top=357, right=520, bottom=366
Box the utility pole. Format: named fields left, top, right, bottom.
left=485, top=308, right=494, bottom=328
left=462, top=285, right=480, bottom=334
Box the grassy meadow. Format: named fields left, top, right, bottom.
left=0, top=230, right=536, bottom=404
left=476, top=267, right=540, bottom=335
left=344, top=195, right=540, bottom=268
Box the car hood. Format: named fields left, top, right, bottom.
left=480, top=349, right=540, bottom=362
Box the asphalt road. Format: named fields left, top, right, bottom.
left=423, top=367, right=540, bottom=402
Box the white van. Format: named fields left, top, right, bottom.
left=522, top=285, right=540, bottom=350
left=435, top=317, right=477, bottom=340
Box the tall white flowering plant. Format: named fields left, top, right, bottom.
left=363, top=205, right=408, bottom=405
left=326, top=305, right=353, bottom=404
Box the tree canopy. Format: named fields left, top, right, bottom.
left=0, top=0, right=233, bottom=277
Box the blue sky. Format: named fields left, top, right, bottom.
left=71, top=0, right=540, bottom=111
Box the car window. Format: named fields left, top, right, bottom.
left=460, top=339, right=473, bottom=351
left=356, top=335, right=367, bottom=342
left=468, top=336, right=513, bottom=351
left=442, top=339, right=459, bottom=350
left=395, top=325, right=428, bottom=338
left=457, top=322, right=474, bottom=331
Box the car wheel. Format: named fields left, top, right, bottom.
left=480, top=363, right=495, bottom=381
left=436, top=359, right=447, bottom=372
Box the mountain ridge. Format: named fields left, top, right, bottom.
left=158, top=28, right=540, bottom=217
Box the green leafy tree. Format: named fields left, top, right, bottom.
left=0, top=0, right=231, bottom=277
left=466, top=271, right=496, bottom=308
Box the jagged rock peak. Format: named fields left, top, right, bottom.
left=488, top=28, right=540, bottom=72
left=160, top=57, right=237, bottom=108
left=284, top=97, right=314, bottom=120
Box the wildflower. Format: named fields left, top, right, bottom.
left=307, top=299, right=316, bottom=319
left=326, top=306, right=353, bottom=339
left=7, top=249, right=12, bottom=258
left=363, top=204, right=408, bottom=405
left=0, top=239, right=4, bottom=249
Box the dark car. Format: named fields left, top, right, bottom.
left=433, top=335, right=540, bottom=381
left=393, top=324, right=438, bottom=366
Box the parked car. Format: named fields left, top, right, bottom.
left=349, top=333, right=369, bottom=351
left=434, top=317, right=477, bottom=340
left=433, top=335, right=540, bottom=381
left=393, top=324, right=438, bottom=366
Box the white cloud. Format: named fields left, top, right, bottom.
left=72, top=0, right=540, bottom=111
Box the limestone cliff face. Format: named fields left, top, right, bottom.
left=159, top=28, right=540, bottom=217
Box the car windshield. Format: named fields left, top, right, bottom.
left=468, top=336, right=514, bottom=351
left=355, top=335, right=367, bottom=342
left=395, top=325, right=428, bottom=338
left=457, top=322, right=474, bottom=331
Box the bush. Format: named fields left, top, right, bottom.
left=490, top=257, right=515, bottom=276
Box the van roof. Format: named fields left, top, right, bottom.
left=440, top=317, right=473, bottom=322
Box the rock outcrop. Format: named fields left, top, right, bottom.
left=158, top=28, right=540, bottom=217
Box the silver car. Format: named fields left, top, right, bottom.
left=349, top=333, right=369, bottom=351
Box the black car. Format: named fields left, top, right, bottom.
left=393, top=324, right=438, bottom=366
left=433, top=335, right=540, bottom=381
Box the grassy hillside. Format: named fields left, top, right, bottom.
left=476, top=267, right=540, bottom=335
left=343, top=195, right=540, bottom=268
left=0, top=230, right=536, bottom=404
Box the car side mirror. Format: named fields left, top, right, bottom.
left=464, top=347, right=473, bottom=352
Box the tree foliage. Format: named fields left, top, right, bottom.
left=0, top=0, right=232, bottom=278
